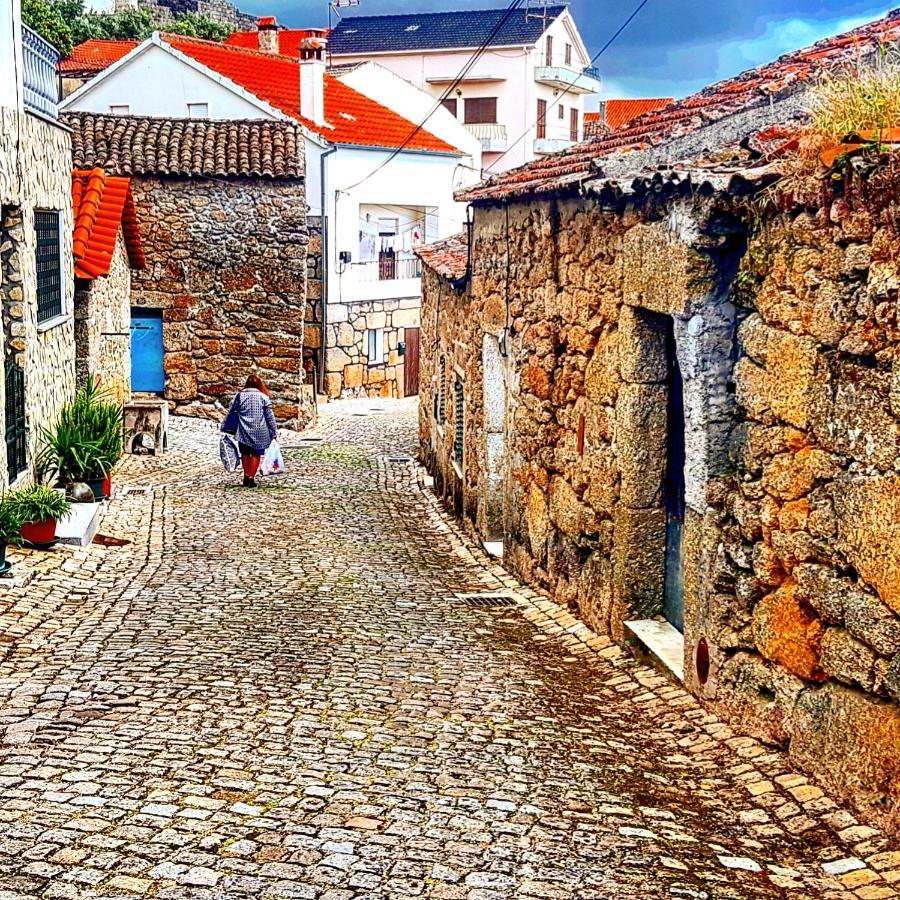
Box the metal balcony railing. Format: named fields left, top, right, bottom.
left=355, top=257, right=423, bottom=282
left=23, top=26, right=61, bottom=119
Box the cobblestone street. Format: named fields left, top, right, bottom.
left=0, top=399, right=896, bottom=900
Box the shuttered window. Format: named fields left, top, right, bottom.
left=35, top=210, right=62, bottom=323
left=453, top=378, right=464, bottom=467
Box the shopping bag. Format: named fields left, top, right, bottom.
left=260, top=440, right=286, bottom=477
left=219, top=433, right=241, bottom=472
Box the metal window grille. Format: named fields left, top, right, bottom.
left=35, top=210, right=62, bottom=323
left=438, top=356, right=446, bottom=425
left=5, top=358, right=26, bottom=482
left=453, top=378, right=464, bottom=466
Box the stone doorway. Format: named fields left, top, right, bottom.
left=480, top=333, right=506, bottom=541
left=663, top=318, right=686, bottom=632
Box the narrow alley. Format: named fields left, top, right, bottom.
left=0, top=401, right=895, bottom=900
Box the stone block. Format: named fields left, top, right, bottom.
left=843, top=590, right=900, bottom=657
left=833, top=474, right=900, bottom=613
left=343, top=364, right=364, bottom=389
left=521, top=364, right=551, bottom=401
left=764, top=330, right=820, bottom=429
left=615, top=383, right=667, bottom=508
left=584, top=330, right=620, bottom=405
left=325, top=372, right=342, bottom=398
left=336, top=322, right=355, bottom=348
left=584, top=445, right=618, bottom=516
left=328, top=303, right=349, bottom=324
left=752, top=580, right=825, bottom=682
left=794, top=563, right=847, bottom=623
left=548, top=476, right=590, bottom=538
left=393, top=307, right=419, bottom=328
left=525, top=485, right=551, bottom=563
left=166, top=373, right=197, bottom=401
left=365, top=310, right=387, bottom=330
left=326, top=347, right=352, bottom=372
left=618, top=305, right=667, bottom=383
left=612, top=505, right=666, bottom=624
left=820, top=628, right=876, bottom=691
left=761, top=448, right=838, bottom=501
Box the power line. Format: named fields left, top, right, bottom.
left=485, top=0, right=652, bottom=173
left=338, top=0, right=527, bottom=192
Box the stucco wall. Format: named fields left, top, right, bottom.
left=128, top=175, right=311, bottom=423
left=420, top=162, right=900, bottom=834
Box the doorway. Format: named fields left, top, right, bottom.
left=130, top=309, right=165, bottom=393
left=404, top=327, right=420, bottom=397
left=663, top=319, right=685, bottom=632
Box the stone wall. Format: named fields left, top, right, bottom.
left=128, top=175, right=312, bottom=425
left=420, top=161, right=900, bottom=833
left=325, top=297, right=419, bottom=399
left=0, top=111, right=76, bottom=486
left=137, top=0, right=256, bottom=28
left=75, top=230, right=132, bottom=404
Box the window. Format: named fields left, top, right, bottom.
left=453, top=378, right=464, bottom=467
left=35, top=210, right=62, bottom=323
left=367, top=328, right=385, bottom=366
left=441, top=98, right=458, bottom=117
left=436, top=354, right=446, bottom=425
left=378, top=218, right=398, bottom=280
left=537, top=99, right=547, bottom=139
left=545, top=35, right=553, bottom=66
left=464, top=97, right=497, bottom=125
left=570, top=108, right=579, bottom=142
left=565, top=43, right=573, bottom=66
left=109, top=104, right=130, bottom=115
left=558, top=104, right=565, bottom=120
left=187, top=102, right=209, bottom=119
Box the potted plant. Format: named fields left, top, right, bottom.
left=0, top=495, right=24, bottom=574
left=11, top=485, right=72, bottom=547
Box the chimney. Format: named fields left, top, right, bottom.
left=299, top=34, right=327, bottom=126
left=257, top=17, right=278, bottom=54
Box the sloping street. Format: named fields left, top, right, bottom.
left=0, top=400, right=896, bottom=900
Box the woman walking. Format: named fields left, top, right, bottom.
left=222, top=374, right=278, bottom=487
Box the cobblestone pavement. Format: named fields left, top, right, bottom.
left=0, top=399, right=897, bottom=900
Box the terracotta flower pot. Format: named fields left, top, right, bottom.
left=21, top=519, right=56, bottom=545
left=103, top=473, right=112, bottom=498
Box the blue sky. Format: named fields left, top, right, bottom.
left=241, top=0, right=893, bottom=102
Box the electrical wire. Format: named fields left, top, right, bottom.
left=338, top=0, right=527, bottom=192
left=485, top=0, right=652, bottom=173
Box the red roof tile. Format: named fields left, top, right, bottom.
left=60, top=39, right=138, bottom=75
left=416, top=232, right=468, bottom=281
left=72, top=168, right=145, bottom=280
left=602, top=98, right=674, bottom=130
left=163, top=34, right=458, bottom=153
left=461, top=8, right=900, bottom=202
left=225, top=26, right=329, bottom=56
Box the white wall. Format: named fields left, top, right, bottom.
left=0, top=0, right=22, bottom=111
left=62, top=43, right=276, bottom=120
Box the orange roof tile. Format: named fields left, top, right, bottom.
left=603, top=98, right=674, bottom=130
left=226, top=25, right=328, bottom=56
left=72, top=168, right=145, bottom=280
left=60, top=39, right=138, bottom=75
left=162, top=34, right=458, bottom=153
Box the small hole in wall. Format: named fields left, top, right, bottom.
left=695, top=637, right=711, bottom=686
left=758, top=686, right=776, bottom=703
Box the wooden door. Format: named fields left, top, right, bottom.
left=404, top=327, right=420, bottom=397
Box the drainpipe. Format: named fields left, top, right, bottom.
left=319, top=144, right=337, bottom=395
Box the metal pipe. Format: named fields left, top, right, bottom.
left=318, top=144, right=338, bottom=395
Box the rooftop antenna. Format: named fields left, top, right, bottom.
left=328, top=0, right=359, bottom=65
left=525, top=0, right=550, bottom=31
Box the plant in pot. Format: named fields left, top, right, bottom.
left=0, top=495, right=24, bottom=574
left=11, top=485, right=72, bottom=548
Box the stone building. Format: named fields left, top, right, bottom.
left=420, top=10, right=900, bottom=834
left=0, top=22, right=76, bottom=487
left=65, top=113, right=314, bottom=425
left=73, top=168, right=146, bottom=403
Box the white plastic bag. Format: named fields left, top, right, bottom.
left=219, top=433, right=240, bottom=472
left=260, top=440, right=286, bottom=477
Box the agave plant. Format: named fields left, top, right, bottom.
left=10, top=484, right=72, bottom=525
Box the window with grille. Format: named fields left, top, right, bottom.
left=5, top=358, right=26, bottom=482
left=35, top=210, right=62, bottom=323
left=437, top=355, right=447, bottom=425
left=453, top=378, right=464, bottom=467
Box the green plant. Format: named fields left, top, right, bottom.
left=166, top=12, right=232, bottom=41
left=0, top=496, right=24, bottom=548
left=22, top=0, right=74, bottom=55
left=11, top=485, right=72, bottom=524
left=36, top=377, right=123, bottom=485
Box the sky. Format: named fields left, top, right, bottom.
left=238, top=0, right=893, bottom=103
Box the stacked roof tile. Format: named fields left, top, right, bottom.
left=60, top=38, right=138, bottom=75
left=329, top=6, right=566, bottom=55
left=461, top=9, right=900, bottom=202
left=72, top=168, right=145, bottom=280
left=415, top=232, right=468, bottom=281
left=65, top=113, right=307, bottom=178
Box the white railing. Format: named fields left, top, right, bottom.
left=353, top=257, right=423, bottom=283
left=23, top=26, right=60, bottom=119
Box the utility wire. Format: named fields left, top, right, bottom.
left=338, top=0, right=526, bottom=192
left=485, top=0, right=652, bottom=173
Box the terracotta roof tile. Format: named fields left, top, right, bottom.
left=225, top=26, right=329, bottom=56
left=60, top=39, right=138, bottom=75
left=416, top=232, right=468, bottom=281
left=162, top=34, right=458, bottom=153
left=64, top=113, right=306, bottom=178
left=461, top=8, right=900, bottom=202
left=72, top=168, right=145, bottom=280
left=601, top=98, right=674, bottom=131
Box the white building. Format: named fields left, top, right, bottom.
left=61, top=30, right=481, bottom=398
left=326, top=4, right=598, bottom=174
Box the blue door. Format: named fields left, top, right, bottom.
left=131, top=309, right=165, bottom=393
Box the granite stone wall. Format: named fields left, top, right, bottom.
left=128, top=175, right=312, bottom=425
left=74, top=230, right=132, bottom=404
left=325, top=297, right=419, bottom=399
left=420, top=161, right=900, bottom=833
left=0, top=111, right=76, bottom=486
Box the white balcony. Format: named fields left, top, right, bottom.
left=534, top=137, right=575, bottom=155
left=465, top=123, right=508, bottom=152
left=534, top=64, right=600, bottom=95
left=23, top=25, right=60, bottom=119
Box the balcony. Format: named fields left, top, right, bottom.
left=534, top=62, right=600, bottom=95
left=464, top=123, right=508, bottom=152
left=23, top=25, right=61, bottom=119
left=354, top=257, right=423, bottom=283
